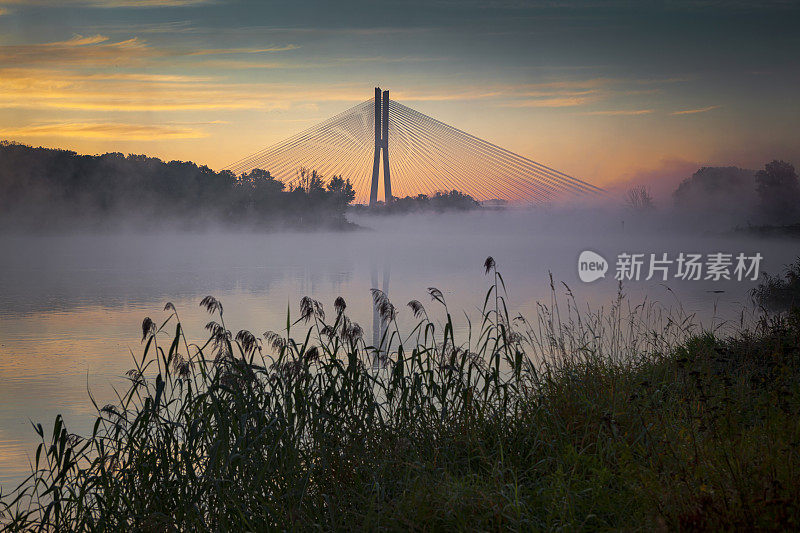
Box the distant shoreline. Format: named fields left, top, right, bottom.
left=731, top=223, right=800, bottom=238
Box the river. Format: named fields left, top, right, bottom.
left=0, top=208, right=795, bottom=487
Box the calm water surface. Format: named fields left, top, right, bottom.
left=0, top=210, right=796, bottom=486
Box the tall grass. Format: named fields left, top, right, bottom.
left=2, top=258, right=799, bottom=531
left=751, top=258, right=800, bottom=312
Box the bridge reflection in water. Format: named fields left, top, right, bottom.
left=371, top=260, right=390, bottom=370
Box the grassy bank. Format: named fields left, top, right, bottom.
left=2, top=261, right=799, bottom=531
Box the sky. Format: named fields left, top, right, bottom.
left=0, top=0, right=798, bottom=192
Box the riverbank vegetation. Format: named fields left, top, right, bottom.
left=751, top=259, right=800, bottom=312
left=353, top=189, right=481, bottom=214
left=671, top=160, right=799, bottom=226
left=0, top=142, right=357, bottom=231
left=2, top=259, right=799, bottom=530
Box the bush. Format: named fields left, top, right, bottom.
left=751, top=259, right=800, bottom=312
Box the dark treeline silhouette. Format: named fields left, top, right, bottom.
left=672, top=166, right=757, bottom=218
left=0, top=141, right=356, bottom=231
left=622, top=160, right=800, bottom=230
left=354, top=190, right=481, bottom=215
left=671, top=160, right=800, bottom=225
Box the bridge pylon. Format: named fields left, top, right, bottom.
left=369, top=87, right=392, bottom=206
left=226, top=87, right=606, bottom=205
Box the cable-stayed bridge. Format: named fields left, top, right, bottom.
left=226, top=88, right=603, bottom=205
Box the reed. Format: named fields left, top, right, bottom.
left=2, top=258, right=799, bottom=531
left=751, top=258, right=800, bottom=312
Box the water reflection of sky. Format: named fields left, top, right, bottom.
left=1, top=211, right=797, bottom=486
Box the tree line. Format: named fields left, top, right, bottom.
left=625, top=159, right=800, bottom=226
left=0, top=142, right=356, bottom=230
left=354, top=189, right=481, bottom=215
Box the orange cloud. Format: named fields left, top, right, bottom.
left=0, top=121, right=209, bottom=140
left=0, top=60, right=682, bottom=120
left=1, top=68, right=216, bottom=83
left=519, top=77, right=619, bottom=90
left=392, top=90, right=503, bottom=102
left=396, top=77, right=673, bottom=108
left=0, top=0, right=211, bottom=6
left=0, top=36, right=154, bottom=67
left=0, top=35, right=298, bottom=69
left=47, top=34, right=110, bottom=46
left=188, top=44, right=300, bottom=56
left=193, top=54, right=442, bottom=71
left=94, top=0, right=211, bottom=5
left=499, top=96, right=599, bottom=108
left=583, top=109, right=654, bottom=116
left=0, top=68, right=372, bottom=112
left=190, top=60, right=288, bottom=69
left=671, top=105, right=721, bottom=115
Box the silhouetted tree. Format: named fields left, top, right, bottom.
left=624, top=185, right=654, bottom=211
left=327, top=174, right=356, bottom=205
left=756, top=160, right=800, bottom=224
left=364, top=189, right=480, bottom=214
left=296, top=167, right=325, bottom=194
left=673, top=166, right=755, bottom=213
left=239, top=168, right=283, bottom=193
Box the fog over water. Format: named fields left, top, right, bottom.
left=0, top=207, right=797, bottom=486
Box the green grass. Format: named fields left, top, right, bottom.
left=2, top=259, right=799, bottom=531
